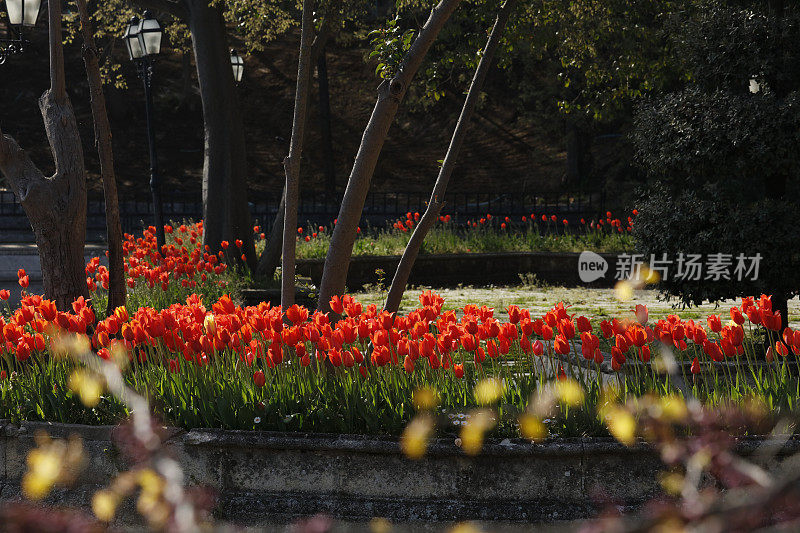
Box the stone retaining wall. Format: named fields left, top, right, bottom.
left=296, top=252, right=623, bottom=290
left=2, top=421, right=796, bottom=526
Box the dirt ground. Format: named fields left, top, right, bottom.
left=352, top=285, right=800, bottom=327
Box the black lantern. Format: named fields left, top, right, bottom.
left=1, top=0, right=42, bottom=64
left=230, top=49, right=244, bottom=84
left=137, top=10, right=162, bottom=57
left=125, top=11, right=166, bottom=248
left=123, top=16, right=143, bottom=60
left=6, top=0, right=41, bottom=26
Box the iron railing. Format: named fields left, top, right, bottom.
left=0, top=188, right=607, bottom=241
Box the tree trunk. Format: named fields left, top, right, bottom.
left=760, top=0, right=790, bottom=333
left=281, top=0, right=316, bottom=309
left=316, top=0, right=462, bottom=312
left=384, top=0, right=517, bottom=313
left=565, top=120, right=591, bottom=184
left=256, top=187, right=285, bottom=280
left=0, top=0, right=87, bottom=311
left=256, top=13, right=338, bottom=282
left=76, top=0, right=126, bottom=315
left=186, top=0, right=257, bottom=270
left=317, top=48, right=336, bottom=196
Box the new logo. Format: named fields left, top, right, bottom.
left=578, top=251, right=608, bottom=283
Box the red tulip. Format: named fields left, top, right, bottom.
left=634, top=304, right=648, bottom=325
left=776, top=341, right=789, bottom=357
left=554, top=335, right=570, bottom=355
left=576, top=316, right=592, bottom=333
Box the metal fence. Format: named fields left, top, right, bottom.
left=0, top=188, right=607, bottom=241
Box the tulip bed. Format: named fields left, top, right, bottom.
left=0, top=224, right=797, bottom=438
left=284, top=211, right=635, bottom=259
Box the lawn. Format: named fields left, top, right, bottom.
left=352, top=285, right=800, bottom=329
left=261, top=211, right=636, bottom=259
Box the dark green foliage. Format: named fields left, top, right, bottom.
left=632, top=89, right=800, bottom=201
left=632, top=2, right=800, bottom=307
left=633, top=187, right=800, bottom=306
left=670, top=2, right=800, bottom=95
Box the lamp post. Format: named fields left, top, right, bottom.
left=0, top=0, right=42, bottom=64
left=230, top=49, right=244, bottom=84
left=124, top=11, right=165, bottom=249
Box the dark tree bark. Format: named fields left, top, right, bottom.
left=256, top=188, right=285, bottom=279
left=565, top=120, right=591, bottom=184
left=134, top=0, right=256, bottom=270
left=0, top=0, right=88, bottom=310
left=316, top=0, right=462, bottom=312
left=281, top=0, right=316, bottom=309
left=384, top=0, right=517, bottom=313
left=764, top=0, right=790, bottom=332
left=256, top=12, right=339, bottom=282
left=76, top=0, right=126, bottom=315
left=317, top=48, right=336, bottom=196
left=185, top=0, right=256, bottom=270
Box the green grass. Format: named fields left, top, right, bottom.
left=2, top=325, right=798, bottom=439
left=273, top=221, right=634, bottom=259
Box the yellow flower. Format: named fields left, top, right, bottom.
left=401, top=415, right=434, bottom=460
left=460, top=409, right=495, bottom=456
left=68, top=369, right=104, bottom=408
left=474, top=378, right=503, bottom=406
left=137, top=468, right=165, bottom=497
left=659, top=395, right=688, bottom=423
left=92, top=489, right=119, bottom=522
left=606, top=406, right=637, bottom=446
left=412, top=387, right=440, bottom=411
left=23, top=446, right=63, bottom=499
left=449, top=523, right=484, bottom=533
left=204, top=314, right=217, bottom=337
left=519, top=413, right=548, bottom=442
left=370, top=517, right=392, bottom=533
left=614, top=280, right=634, bottom=302
left=555, top=379, right=584, bottom=407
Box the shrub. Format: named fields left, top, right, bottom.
left=631, top=2, right=800, bottom=309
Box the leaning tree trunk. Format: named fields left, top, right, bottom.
left=256, top=187, right=286, bottom=279
left=256, top=11, right=338, bottom=282
left=186, top=0, right=257, bottom=270
left=281, top=0, right=316, bottom=309
left=316, top=0, right=462, bottom=313
left=384, top=0, right=517, bottom=313
left=76, top=0, right=126, bottom=314
left=0, top=0, right=87, bottom=310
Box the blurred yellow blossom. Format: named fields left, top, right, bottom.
left=606, top=406, right=637, bottom=446
left=460, top=409, right=495, bottom=455
left=519, top=413, right=548, bottom=442
left=474, top=378, right=503, bottom=406
left=401, top=415, right=434, bottom=460
left=92, top=489, right=120, bottom=522
left=412, top=387, right=440, bottom=411
left=68, top=369, right=104, bottom=407
left=555, top=379, right=584, bottom=407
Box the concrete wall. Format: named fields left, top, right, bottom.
left=296, top=252, right=623, bottom=290
left=2, top=421, right=796, bottom=527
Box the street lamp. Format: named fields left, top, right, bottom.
left=1, top=0, right=42, bottom=64
left=230, top=49, right=244, bottom=84
left=125, top=11, right=166, bottom=249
